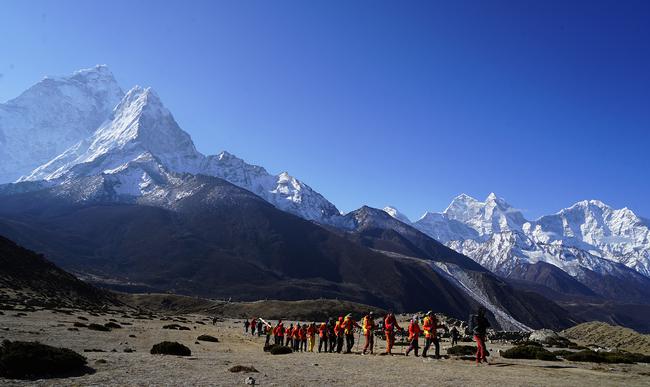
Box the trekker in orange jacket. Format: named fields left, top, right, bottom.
left=422, top=311, right=441, bottom=358
left=334, top=316, right=345, bottom=353
left=405, top=315, right=421, bottom=356
left=318, top=319, right=330, bottom=353
left=361, top=312, right=376, bottom=355
left=383, top=311, right=402, bottom=355
left=343, top=314, right=361, bottom=353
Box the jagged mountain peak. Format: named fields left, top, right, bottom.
left=442, top=192, right=525, bottom=237
left=19, top=85, right=201, bottom=182
left=383, top=206, right=411, bottom=224
left=0, top=66, right=125, bottom=183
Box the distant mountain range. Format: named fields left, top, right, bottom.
left=380, top=194, right=650, bottom=305
left=1, top=66, right=648, bottom=331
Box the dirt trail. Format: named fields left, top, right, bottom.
left=1, top=310, right=649, bottom=386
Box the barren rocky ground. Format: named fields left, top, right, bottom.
left=1, top=308, right=649, bottom=386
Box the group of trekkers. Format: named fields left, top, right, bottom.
left=242, top=307, right=491, bottom=364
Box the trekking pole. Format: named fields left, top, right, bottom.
left=355, top=328, right=360, bottom=353
left=373, top=328, right=377, bottom=354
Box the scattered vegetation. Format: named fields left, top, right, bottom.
left=0, top=340, right=88, bottom=379
left=197, top=335, right=219, bottom=342
left=512, top=340, right=543, bottom=347
left=162, top=324, right=191, bottom=331
left=87, top=323, right=110, bottom=332
left=564, top=350, right=650, bottom=364
left=447, top=345, right=476, bottom=356
left=269, top=345, right=293, bottom=355
left=150, top=341, right=191, bottom=356
left=500, top=345, right=558, bottom=361
left=229, top=365, right=258, bottom=373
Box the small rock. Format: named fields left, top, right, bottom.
left=245, top=376, right=256, bottom=385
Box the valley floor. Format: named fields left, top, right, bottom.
left=1, top=309, right=649, bottom=386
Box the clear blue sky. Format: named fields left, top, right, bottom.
left=1, top=0, right=649, bottom=220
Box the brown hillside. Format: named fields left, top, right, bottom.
left=562, top=321, right=650, bottom=355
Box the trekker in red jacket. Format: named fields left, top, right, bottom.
left=384, top=311, right=402, bottom=355
left=405, top=315, right=421, bottom=357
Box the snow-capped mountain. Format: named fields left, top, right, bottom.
left=382, top=206, right=411, bottom=224
left=0, top=65, right=123, bottom=183
left=21, top=86, right=203, bottom=182
left=530, top=200, right=650, bottom=277
left=16, top=73, right=340, bottom=223
left=443, top=193, right=528, bottom=238
left=406, top=194, right=650, bottom=280
left=202, top=151, right=341, bottom=222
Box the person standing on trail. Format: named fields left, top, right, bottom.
left=383, top=311, right=402, bottom=355
left=450, top=326, right=460, bottom=346
left=274, top=320, right=284, bottom=345
left=301, top=324, right=308, bottom=352
left=244, top=319, right=250, bottom=333
left=307, top=322, right=317, bottom=352
left=285, top=323, right=294, bottom=348
left=422, top=311, right=441, bottom=359
left=265, top=322, right=273, bottom=347
left=343, top=314, right=361, bottom=353
left=361, top=312, right=376, bottom=355
left=257, top=320, right=263, bottom=337
left=318, top=319, right=330, bottom=352
left=328, top=319, right=337, bottom=352
left=334, top=316, right=345, bottom=353
left=250, top=318, right=257, bottom=336
left=292, top=324, right=301, bottom=351
left=470, top=307, right=490, bottom=365
left=405, top=315, right=421, bottom=357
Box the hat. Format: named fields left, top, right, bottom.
left=426, top=311, right=433, bottom=316
left=369, top=311, right=374, bottom=316
left=338, top=316, right=343, bottom=322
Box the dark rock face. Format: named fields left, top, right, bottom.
left=0, top=235, right=118, bottom=309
